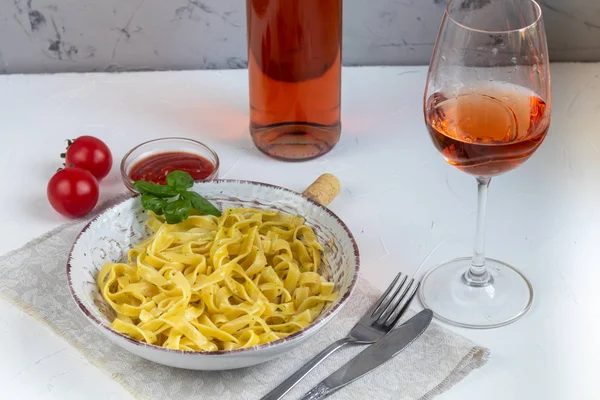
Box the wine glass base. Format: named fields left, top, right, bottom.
left=419, top=257, right=533, bottom=329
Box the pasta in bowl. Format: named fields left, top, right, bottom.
left=98, top=208, right=338, bottom=351
left=68, top=180, right=359, bottom=370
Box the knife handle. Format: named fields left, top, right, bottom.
left=300, top=382, right=333, bottom=400
left=261, top=337, right=353, bottom=400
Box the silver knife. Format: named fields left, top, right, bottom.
left=300, top=309, right=433, bottom=400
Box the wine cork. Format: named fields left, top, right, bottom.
left=303, top=173, right=341, bottom=206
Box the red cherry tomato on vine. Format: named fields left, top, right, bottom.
left=65, top=136, right=113, bottom=180
left=47, top=168, right=99, bottom=218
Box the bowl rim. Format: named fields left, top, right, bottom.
left=67, top=179, right=360, bottom=356
left=120, top=137, right=221, bottom=192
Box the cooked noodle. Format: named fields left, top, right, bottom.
left=97, top=208, right=337, bottom=351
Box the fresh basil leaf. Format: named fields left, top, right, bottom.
left=132, top=180, right=178, bottom=197
left=181, top=191, right=221, bottom=217
left=141, top=194, right=166, bottom=215
left=163, top=198, right=192, bottom=224
left=166, top=171, right=194, bottom=191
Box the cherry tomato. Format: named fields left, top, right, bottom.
left=47, top=168, right=99, bottom=218
left=65, top=136, right=113, bottom=180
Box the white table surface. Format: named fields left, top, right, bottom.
left=0, top=64, right=598, bottom=400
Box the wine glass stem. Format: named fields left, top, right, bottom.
left=463, top=176, right=494, bottom=287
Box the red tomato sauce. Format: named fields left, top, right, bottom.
left=129, top=152, right=215, bottom=185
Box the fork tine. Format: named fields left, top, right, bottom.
left=385, top=281, right=420, bottom=328
left=372, top=274, right=407, bottom=320
left=370, top=272, right=405, bottom=317
left=376, top=277, right=412, bottom=323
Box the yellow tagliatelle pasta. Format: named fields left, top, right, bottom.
left=96, top=208, right=337, bottom=351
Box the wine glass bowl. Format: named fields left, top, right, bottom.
left=425, top=83, right=549, bottom=177
left=419, top=0, right=551, bottom=328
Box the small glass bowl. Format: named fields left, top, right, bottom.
left=121, top=137, right=220, bottom=193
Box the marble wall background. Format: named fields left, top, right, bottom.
left=0, top=0, right=599, bottom=74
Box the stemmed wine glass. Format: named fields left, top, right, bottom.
left=420, top=0, right=551, bottom=328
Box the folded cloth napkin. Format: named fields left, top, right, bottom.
left=0, top=199, right=489, bottom=400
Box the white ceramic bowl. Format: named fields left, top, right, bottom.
left=67, top=180, right=359, bottom=370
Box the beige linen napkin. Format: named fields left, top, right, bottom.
left=0, top=201, right=489, bottom=400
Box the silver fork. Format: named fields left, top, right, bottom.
left=261, top=272, right=420, bottom=400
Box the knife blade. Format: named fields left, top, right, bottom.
left=300, top=309, right=433, bottom=400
